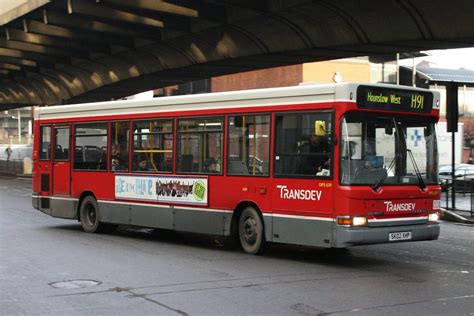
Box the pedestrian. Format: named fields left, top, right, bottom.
left=5, top=146, right=12, bottom=161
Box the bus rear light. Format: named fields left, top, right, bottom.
left=337, top=216, right=367, bottom=227
left=433, top=200, right=440, bottom=210
left=428, top=213, right=439, bottom=222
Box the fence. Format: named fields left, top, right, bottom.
left=0, top=160, right=24, bottom=175
left=441, top=177, right=474, bottom=218
left=0, top=145, right=33, bottom=175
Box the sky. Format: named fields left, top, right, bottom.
left=398, top=47, right=474, bottom=70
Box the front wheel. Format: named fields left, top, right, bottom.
left=238, top=206, right=267, bottom=255
left=79, top=195, right=106, bottom=233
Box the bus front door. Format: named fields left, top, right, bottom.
left=52, top=126, right=71, bottom=196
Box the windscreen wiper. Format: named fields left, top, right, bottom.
left=406, top=149, right=426, bottom=190
left=372, top=152, right=400, bottom=191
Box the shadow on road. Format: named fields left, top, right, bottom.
left=45, top=223, right=396, bottom=269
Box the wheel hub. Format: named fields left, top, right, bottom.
left=243, top=217, right=257, bottom=244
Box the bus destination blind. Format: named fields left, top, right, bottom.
left=356, top=86, right=433, bottom=113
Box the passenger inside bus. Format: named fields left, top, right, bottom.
left=204, top=157, right=221, bottom=173
left=137, top=158, right=149, bottom=171
left=306, top=134, right=330, bottom=175
left=111, top=144, right=121, bottom=170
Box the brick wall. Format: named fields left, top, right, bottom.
left=211, top=65, right=302, bottom=92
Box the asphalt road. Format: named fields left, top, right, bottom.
left=1, top=176, right=473, bottom=316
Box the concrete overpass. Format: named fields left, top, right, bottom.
left=0, top=0, right=473, bottom=109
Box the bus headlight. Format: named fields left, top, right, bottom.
left=428, top=213, right=439, bottom=222
left=353, top=216, right=368, bottom=226
left=337, top=216, right=367, bottom=227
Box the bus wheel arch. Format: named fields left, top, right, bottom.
left=77, top=192, right=108, bottom=233
left=232, top=202, right=267, bottom=255
left=77, top=191, right=95, bottom=221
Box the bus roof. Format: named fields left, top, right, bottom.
left=34, top=82, right=438, bottom=121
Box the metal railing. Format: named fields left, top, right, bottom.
left=441, top=177, right=474, bottom=218
left=0, top=159, right=24, bottom=175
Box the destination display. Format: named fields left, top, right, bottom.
left=115, top=175, right=208, bottom=205
left=356, top=86, right=433, bottom=113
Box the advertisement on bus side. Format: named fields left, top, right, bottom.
left=115, top=175, right=208, bottom=205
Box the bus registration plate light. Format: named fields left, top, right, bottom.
left=389, top=231, right=412, bottom=241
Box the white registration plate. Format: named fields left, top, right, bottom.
left=389, top=231, right=412, bottom=241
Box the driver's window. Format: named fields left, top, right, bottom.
left=274, top=112, right=332, bottom=177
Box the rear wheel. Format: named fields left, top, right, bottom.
left=238, top=206, right=267, bottom=255
left=79, top=195, right=106, bottom=233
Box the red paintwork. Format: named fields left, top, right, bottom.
left=33, top=99, right=440, bottom=220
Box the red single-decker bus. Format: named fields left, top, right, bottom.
left=32, top=83, right=441, bottom=254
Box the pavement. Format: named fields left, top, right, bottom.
left=439, top=191, right=474, bottom=224
left=440, top=209, right=474, bottom=224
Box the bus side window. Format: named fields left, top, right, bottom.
left=39, top=125, right=51, bottom=160
left=132, top=119, right=173, bottom=173
left=274, top=112, right=332, bottom=177
left=74, top=123, right=108, bottom=171
left=110, top=121, right=130, bottom=172
left=177, top=117, right=223, bottom=174
left=227, top=114, right=270, bottom=176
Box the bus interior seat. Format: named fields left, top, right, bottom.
left=74, top=146, right=84, bottom=162
left=180, top=154, right=193, bottom=172
left=84, top=146, right=100, bottom=162
left=54, top=145, right=62, bottom=159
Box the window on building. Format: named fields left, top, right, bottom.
left=132, top=119, right=173, bottom=173
left=74, top=123, right=108, bottom=171
left=110, top=121, right=130, bottom=172
left=274, top=112, right=332, bottom=177
left=177, top=117, right=223, bottom=174
left=227, top=114, right=270, bottom=176
left=39, top=125, right=51, bottom=160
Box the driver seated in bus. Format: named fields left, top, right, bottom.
left=306, top=134, right=330, bottom=175
left=316, top=158, right=331, bottom=176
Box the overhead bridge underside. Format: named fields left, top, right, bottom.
left=0, top=0, right=473, bottom=109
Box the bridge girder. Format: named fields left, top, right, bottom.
left=0, top=0, right=473, bottom=108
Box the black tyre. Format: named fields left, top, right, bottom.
left=238, top=206, right=267, bottom=255
left=79, top=195, right=105, bottom=233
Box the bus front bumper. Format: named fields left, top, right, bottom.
left=332, top=222, right=440, bottom=248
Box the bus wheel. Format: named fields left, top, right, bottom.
left=79, top=196, right=104, bottom=233
left=238, top=206, right=267, bottom=255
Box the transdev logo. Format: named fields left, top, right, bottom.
left=384, top=201, right=416, bottom=212
left=276, top=185, right=322, bottom=201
